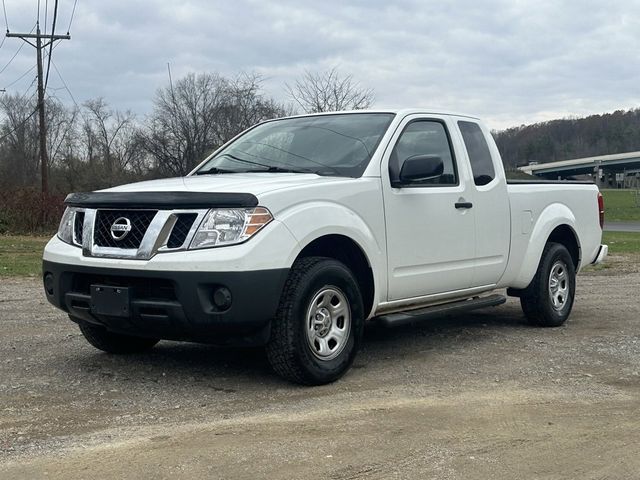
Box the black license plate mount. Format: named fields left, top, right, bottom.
left=90, top=285, right=130, bottom=317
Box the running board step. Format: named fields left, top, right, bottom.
left=374, top=294, right=506, bottom=328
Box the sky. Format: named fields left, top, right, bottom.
left=0, top=0, right=639, bottom=130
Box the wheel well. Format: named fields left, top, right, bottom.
left=547, top=225, right=580, bottom=268
left=296, top=235, right=375, bottom=317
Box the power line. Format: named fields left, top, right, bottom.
left=9, top=63, right=37, bottom=102
left=4, top=64, right=35, bottom=89
left=2, top=0, right=8, bottom=33
left=43, top=88, right=78, bottom=163
left=0, top=41, right=25, bottom=75
left=6, top=23, right=70, bottom=195
left=66, top=0, right=78, bottom=34
left=0, top=24, right=36, bottom=76
left=50, top=59, right=91, bottom=132
left=0, top=0, right=8, bottom=51
left=21, top=74, right=38, bottom=101
left=51, top=58, right=79, bottom=109
left=0, top=107, right=38, bottom=142
left=5, top=40, right=58, bottom=90
left=44, top=0, right=59, bottom=92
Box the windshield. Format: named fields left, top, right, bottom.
left=195, top=113, right=395, bottom=177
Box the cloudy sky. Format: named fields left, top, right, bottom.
left=1, top=0, right=639, bottom=130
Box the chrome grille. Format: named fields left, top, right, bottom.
left=79, top=208, right=207, bottom=260
left=94, top=210, right=157, bottom=249
left=73, top=211, right=85, bottom=246
left=167, top=213, right=198, bottom=249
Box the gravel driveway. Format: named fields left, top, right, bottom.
left=1, top=257, right=639, bottom=479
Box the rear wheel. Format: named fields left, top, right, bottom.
left=266, top=257, right=364, bottom=385
left=520, top=242, right=576, bottom=327
left=77, top=319, right=159, bottom=353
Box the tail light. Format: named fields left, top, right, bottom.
left=597, top=191, right=604, bottom=229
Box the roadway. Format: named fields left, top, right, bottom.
left=604, top=221, right=640, bottom=232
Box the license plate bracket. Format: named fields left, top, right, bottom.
left=90, top=285, right=130, bottom=317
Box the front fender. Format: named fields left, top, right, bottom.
left=277, top=201, right=387, bottom=307
left=510, top=203, right=578, bottom=289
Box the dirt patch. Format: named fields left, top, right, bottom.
left=1, top=261, right=639, bottom=479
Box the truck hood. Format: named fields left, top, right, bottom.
left=103, top=173, right=349, bottom=197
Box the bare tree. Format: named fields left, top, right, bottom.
left=142, top=72, right=226, bottom=176
left=46, top=97, right=78, bottom=172
left=0, top=94, right=39, bottom=187
left=285, top=67, right=374, bottom=113
left=212, top=73, right=293, bottom=147
left=142, top=72, right=288, bottom=176
left=84, top=98, right=142, bottom=176
left=82, top=98, right=144, bottom=185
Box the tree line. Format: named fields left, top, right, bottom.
left=0, top=68, right=373, bottom=232
left=493, top=109, right=640, bottom=167
left=3, top=64, right=640, bottom=232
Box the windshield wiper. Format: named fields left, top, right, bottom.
left=237, top=141, right=341, bottom=176
left=217, top=153, right=275, bottom=170
left=217, top=154, right=315, bottom=174
left=194, top=167, right=237, bottom=175
left=200, top=152, right=339, bottom=176
left=244, top=166, right=313, bottom=174
left=195, top=153, right=275, bottom=175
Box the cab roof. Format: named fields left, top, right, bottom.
left=278, top=108, right=481, bottom=121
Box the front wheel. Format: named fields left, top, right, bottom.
left=266, top=257, right=364, bottom=385
left=520, top=242, right=576, bottom=327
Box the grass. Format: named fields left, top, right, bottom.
left=1, top=231, right=638, bottom=278
left=0, top=235, right=50, bottom=277
left=600, top=189, right=640, bottom=222
left=602, top=231, right=640, bottom=255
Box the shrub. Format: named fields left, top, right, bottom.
left=0, top=188, right=66, bottom=234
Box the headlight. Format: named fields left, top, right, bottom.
left=57, top=207, right=76, bottom=245
left=190, top=207, right=273, bottom=249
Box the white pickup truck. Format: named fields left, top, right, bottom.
left=43, top=109, right=608, bottom=385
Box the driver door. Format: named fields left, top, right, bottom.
left=382, top=116, right=476, bottom=301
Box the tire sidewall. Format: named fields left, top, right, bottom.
left=539, top=244, right=576, bottom=324
left=290, top=261, right=364, bottom=382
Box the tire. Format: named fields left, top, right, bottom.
left=266, top=256, right=365, bottom=385
left=77, top=319, right=159, bottom=354
left=520, top=242, right=576, bottom=327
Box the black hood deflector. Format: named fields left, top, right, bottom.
left=64, top=191, right=259, bottom=209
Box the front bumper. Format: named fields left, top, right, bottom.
left=43, top=260, right=289, bottom=345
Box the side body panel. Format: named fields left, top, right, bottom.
left=500, top=183, right=602, bottom=289
left=379, top=114, right=477, bottom=300
left=451, top=118, right=511, bottom=288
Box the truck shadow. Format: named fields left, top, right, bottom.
left=68, top=303, right=535, bottom=388
left=363, top=305, right=531, bottom=349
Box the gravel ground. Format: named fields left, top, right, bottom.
left=1, top=256, right=639, bottom=479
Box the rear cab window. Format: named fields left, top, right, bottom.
left=458, top=121, right=495, bottom=186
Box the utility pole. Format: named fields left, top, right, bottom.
left=6, top=24, right=70, bottom=195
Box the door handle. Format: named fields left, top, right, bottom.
left=455, top=202, right=473, bottom=209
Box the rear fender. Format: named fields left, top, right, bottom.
left=510, top=203, right=578, bottom=289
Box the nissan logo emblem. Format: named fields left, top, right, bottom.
left=110, top=217, right=132, bottom=241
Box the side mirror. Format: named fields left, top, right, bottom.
left=397, top=154, right=444, bottom=185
